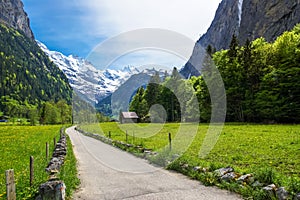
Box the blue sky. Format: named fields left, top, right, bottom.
left=23, top=0, right=222, bottom=70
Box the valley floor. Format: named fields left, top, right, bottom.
left=67, top=126, right=241, bottom=200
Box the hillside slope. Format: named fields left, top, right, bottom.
left=0, top=23, right=72, bottom=108
left=0, top=0, right=72, bottom=115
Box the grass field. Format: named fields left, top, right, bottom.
left=0, top=125, right=79, bottom=199
left=79, top=122, right=300, bottom=198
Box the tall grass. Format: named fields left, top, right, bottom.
left=0, top=125, right=61, bottom=199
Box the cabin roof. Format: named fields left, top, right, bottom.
left=121, top=112, right=139, bottom=119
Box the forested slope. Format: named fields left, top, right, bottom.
left=0, top=23, right=72, bottom=123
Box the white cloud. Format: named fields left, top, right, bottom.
left=74, top=0, right=222, bottom=69
left=76, top=0, right=221, bottom=40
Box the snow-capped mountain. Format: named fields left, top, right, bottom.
left=37, top=41, right=168, bottom=103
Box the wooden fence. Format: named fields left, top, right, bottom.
left=4, top=136, right=58, bottom=200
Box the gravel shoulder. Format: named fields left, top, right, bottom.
left=66, top=126, right=241, bottom=200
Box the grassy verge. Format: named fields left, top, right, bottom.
left=58, top=133, right=80, bottom=199
left=79, top=122, right=300, bottom=199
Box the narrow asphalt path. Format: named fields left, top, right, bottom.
left=67, top=126, right=241, bottom=200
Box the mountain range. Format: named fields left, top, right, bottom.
left=38, top=41, right=169, bottom=104
left=1, top=0, right=300, bottom=112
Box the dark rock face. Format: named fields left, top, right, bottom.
left=182, top=0, right=300, bottom=77
left=0, top=0, right=34, bottom=39
left=239, top=0, right=300, bottom=45
left=198, top=0, right=240, bottom=51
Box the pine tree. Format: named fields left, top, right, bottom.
left=228, top=34, right=239, bottom=61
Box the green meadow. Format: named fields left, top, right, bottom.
left=80, top=122, right=300, bottom=198
left=0, top=125, right=79, bottom=199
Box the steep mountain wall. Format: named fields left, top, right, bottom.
left=0, top=0, right=72, bottom=107
left=239, top=0, right=300, bottom=44
left=181, top=0, right=300, bottom=77
left=0, top=0, right=34, bottom=39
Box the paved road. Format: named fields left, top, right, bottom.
left=67, top=126, right=241, bottom=200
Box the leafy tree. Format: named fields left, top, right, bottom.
left=1, top=96, right=19, bottom=123
left=143, top=72, right=161, bottom=108
left=189, top=76, right=211, bottom=122
left=27, top=105, right=38, bottom=126
left=40, top=102, right=61, bottom=124
left=56, top=99, right=71, bottom=124
left=129, top=87, right=148, bottom=121
left=256, top=28, right=300, bottom=122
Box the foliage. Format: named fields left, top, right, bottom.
left=0, top=125, right=62, bottom=199
left=211, top=25, right=300, bottom=122
left=129, top=87, right=148, bottom=121
left=0, top=23, right=72, bottom=121
left=0, top=96, right=72, bottom=125
left=39, top=100, right=72, bottom=125
left=129, top=25, right=300, bottom=123
left=129, top=68, right=197, bottom=122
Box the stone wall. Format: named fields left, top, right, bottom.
left=36, top=130, right=67, bottom=200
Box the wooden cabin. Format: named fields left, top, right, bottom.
left=119, top=112, right=139, bottom=124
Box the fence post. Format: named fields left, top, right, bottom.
left=108, top=131, right=111, bottom=138
left=54, top=137, right=56, bottom=147
left=5, top=169, right=16, bottom=200
left=126, top=131, right=128, bottom=143
left=169, top=133, right=172, bottom=150
left=133, top=131, right=135, bottom=144
left=30, top=156, right=34, bottom=187
left=46, top=142, right=49, bottom=159
left=60, top=128, right=63, bottom=139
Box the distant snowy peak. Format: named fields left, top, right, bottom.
left=37, top=41, right=82, bottom=73
left=37, top=41, right=169, bottom=103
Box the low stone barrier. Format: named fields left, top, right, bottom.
left=190, top=165, right=299, bottom=200
left=36, top=129, right=67, bottom=200
left=45, top=135, right=67, bottom=174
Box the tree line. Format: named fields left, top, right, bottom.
left=212, top=24, right=300, bottom=123
left=129, top=68, right=199, bottom=123
left=129, top=24, right=300, bottom=123
left=0, top=96, right=72, bottom=125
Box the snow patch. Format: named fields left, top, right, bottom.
left=37, top=41, right=170, bottom=103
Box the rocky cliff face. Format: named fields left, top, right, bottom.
left=198, top=0, right=240, bottom=52
left=181, top=0, right=300, bottom=77
left=0, top=0, right=34, bottom=39
left=239, top=0, right=300, bottom=44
